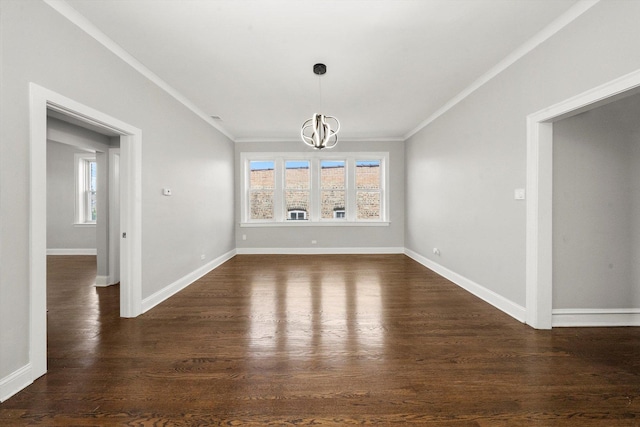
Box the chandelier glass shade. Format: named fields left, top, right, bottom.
left=300, top=63, right=340, bottom=150
left=301, top=113, right=340, bottom=150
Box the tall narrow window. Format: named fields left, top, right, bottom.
left=356, top=160, right=381, bottom=220
left=75, top=153, right=97, bottom=224
left=249, top=160, right=275, bottom=220
left=321, top=160, right=345, bottom=220
left=285, top=160, right=310, bottom=220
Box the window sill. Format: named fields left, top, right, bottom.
left=240, top=221, right=390, bottom=228
left=73, top=222, right=96, bottom=227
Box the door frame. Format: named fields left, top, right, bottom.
left=29, top=83, right=142, bottom=379
left=525, top=69, right=640, bottom=329
left=108, top=147, right=121, bottom=286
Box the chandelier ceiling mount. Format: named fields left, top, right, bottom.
left=300, top=63, right=340, bottom=150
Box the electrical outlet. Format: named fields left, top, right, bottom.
left=311, top=240, right=317, bottom=244
left=200, top=254, right=206, bottom=260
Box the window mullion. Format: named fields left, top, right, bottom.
left=310, top=158, right=320, bottom=221
left=274, top=158, right=284, bottom=222
left=346, top=157, right=357, bottom=222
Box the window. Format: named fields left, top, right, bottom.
left=75, top=153, right=97, bottom=224
left=321, top=160, right=345, bottom=220
left=356, top=160, right=381, bottom=220
left=249, top=160, right=275, bottom=220
left=288, top=209, right=307, bottom=220
left=241, top=152, right=388, bottom=225
left=285, top=161, right=310, bottom=220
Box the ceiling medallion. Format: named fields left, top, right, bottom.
left=300, top=63, right=340, bottom=150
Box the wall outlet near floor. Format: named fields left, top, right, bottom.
left=242, top=234, right=247, bottom=241
left=433, top=248, right=441, bottom=256
left=200, top=254, right=206, bottom=260
left=311, top=240, right=317, bottom=244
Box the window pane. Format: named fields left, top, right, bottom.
left=250, top=190, right=274, bottom=220
left=89, top=161, right=97, bottom=192
left=250, top=161, right=275, bottom=190
left=356, top=160, right=380, bottom=190
left=321, top=191, right=345, bottom=219
left=357, top=191, right=380, bottom=220
left=90, top=191, right=97, bottom=221
left=285, top=161, right=309, bottom=220
left=320, top=160, right=345, bottom=219
left=321, top=160, right=345, bottom=190
left=285, top=160, right=310, bottom=189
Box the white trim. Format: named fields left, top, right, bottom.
left=0, top=364, right=32, bottom=403
left=236, top=247, right=405, bottom=255
left=108, top=148, right=121, bottom=287
left=404, top=0, right=600, bottom=140
left=141, top=249, right=236, bottom=314
left=240, top=221, right=390, bottom=228
left=42, top=0, right=234, bottom=141
left=404, top=248, right=526, bottom=323
left=95, top=275, right=114, bottom=287
left=526, top=69, right=640, bottom=329
left=30, top=83, right=143, bottom=384
left=552, top=309, right=640, bottom=327
left=47, top=248, right=97, bottom=256
left=234, top=136, right=405, bottom=144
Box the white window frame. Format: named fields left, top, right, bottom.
left=74, top=152, right=97, bottom=225
left=241, top=152, right=389, bottom=227
left=287, top=209, right=308, bottom=220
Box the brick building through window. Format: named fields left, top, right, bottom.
left=245, top=155, right=385, bottom=223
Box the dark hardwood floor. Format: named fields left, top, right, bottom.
left=2, top=254, right=640, bottom=426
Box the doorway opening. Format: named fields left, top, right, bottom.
left=526, top=69, right=640, bottom=329
left=29, top=84, right=142, bottom=381
left=46, top=112, right=120, bottom=289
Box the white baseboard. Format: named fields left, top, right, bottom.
left=47, top=248, right=97, bottom=255
left=0, top=364, right=32, bottom=403
left=95, top=275, right=117, bottom=287
left=141, top=249, right=236, bottom=314
left=404, top=248, right=526, bottom=323
left=552, top=308, right=640, bottom=327
left=236, top=247, right=405, bottom=255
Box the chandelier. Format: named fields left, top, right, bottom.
left=301, top=63, right=340, bottom=149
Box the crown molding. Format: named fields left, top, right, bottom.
left=42, top=0, right=235, bottom=141
left=234, top=136, right=405, bottom=144
left=404, top=0, right=601, bottom=141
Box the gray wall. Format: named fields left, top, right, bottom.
left=46, top=140, right=99, bottom=250
left=1, top=0, right=235, bottom=383
left=553, top=94, right=640, bottom=309
left=46, top=117, right=113, bottom=254
left=405, top=0, right=640, bottom=308
left=235, top=140, right=405, bottom=250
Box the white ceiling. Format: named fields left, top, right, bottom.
left=64, top=0, right=581, bottom=142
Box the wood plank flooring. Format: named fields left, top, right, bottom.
left=2, top=254, right=640, bottom=426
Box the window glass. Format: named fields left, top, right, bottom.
left=249, top=161, right=274, bottom=220
left=285, top=160, right=310, bottom=220
left=88, top=161, right=97, bottom=221
left=321, top=160, right=345, bottom=219
left=356, top=160, right=381, bottom=219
